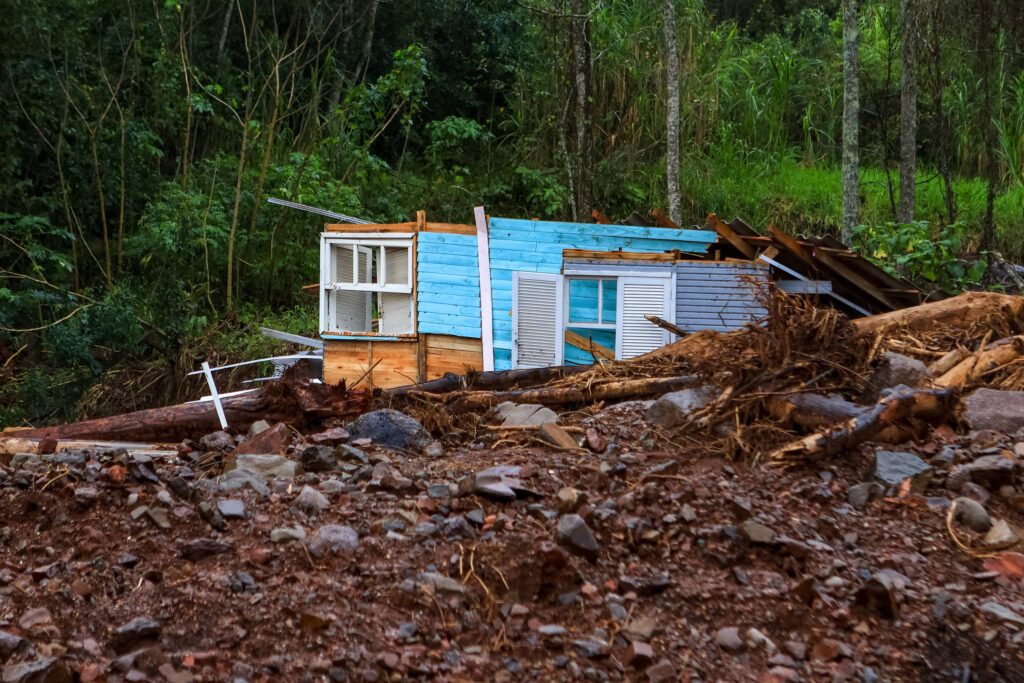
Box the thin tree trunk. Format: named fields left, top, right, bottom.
left=225, top=119, right=250, bottom=313
left=90, top=136, right=113, bottom=290
left=570, top=0, right=593, bottom=222
left=979, top=0, right=997, bottom=253
left=179, top=7, right=192, bottom=186
left=664, top=0, right=681, bottom=225
left=218, top=0, right=234, bottom=54
left=897, top=0, right=917, bottom=224
left=357, top=0, right=377, bottom=82
left=841, top=0, right=860, bottom=244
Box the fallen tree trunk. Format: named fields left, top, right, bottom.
left=385, top=365, right=593, bottom=397
left=770, top=386, right=958, bottom=466
left=766, top=392, right=868, bottom=430
left=7, top=366, right=370, bottom=443
left=450, top=375, right=697, bottom=411
left=852, top=292, right=1024, bottom=337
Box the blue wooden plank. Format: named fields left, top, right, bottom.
left=418, top=311, right=482, bottom=327
left=418, top=250, right=479, bottom=263
left=489, top=217, right=717, bottom=244
left=419, top=232, right=478, bottom=246
left=417, top=322, right=482, bottom=338
left=417, top=282, right=480, bottom=296
left=418, top=272, right=481, bottom=286
left=419, top=301, right=480, bottom=316
left=417, top=263, right=480, bottom=277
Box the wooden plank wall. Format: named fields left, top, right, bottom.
left=416, top=232, right=482, bottom=338
left=323, top=339, right=419, bottom=389
left=487, top=217, right=719, bottom=371
left=424, top=334, right=484, bottom=377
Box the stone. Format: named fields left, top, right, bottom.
left=418, top=572, right=466, bottom=595
left=738, top=519, right=776, bottom=544
left=854, top=573, right=898, bottom=618
left=860, top=352, right=933, bottom=402
left=305, top=525, right=359, bottom=557
left=952, top=497, right=992, bottom=533
left=217, top=469, right=270, bottom=496
left=746, top=628, right=776, bottom=651
left=848, top=482, right=885, bottom=509
left=19, top=607, right=54, bottom=633
left=295, top=485, right=330, bottom=517
left=623, top=617, right=657, bottom=642
left=1, top=657, right=72, bottom=683
left=113, top=617, right=161, bottom=650
left=181, top=538, right=231, bottom=562
left=557, top=514, right=599, bottom=560
left=74, top=485, right=99, bottom=507
left=145, top=507, right=171, bottom=529
left=308, top=426, right=350, bottom=446
left=644, top=386, right=719, bottom=429
left=461, top=465, right=529, bottom=501
left=867, top=450, right=932, bottom=490
left=644, top=659, right=676, bottom=683
left=492, top=402, right=559, bottom=427
left=965, top=389, right=1024, bottom=433
left=715, top=627, right=744, bottom=652
left=628, top=642, right=654, bottom=667
left=199, top=430, right=235, bottom=452
left=950, top=455, right=1016, bottom=489
left=216, top=499, right=246, bottom=520
left=979, top=601, right=1024, bottom=626
left=197, top=502, right=228, bottom=531
left=232, top=422, right=293, bottom=456
left=234, top=454, right=296, bottom=479
left=270, top=527, right=306, bottom=543
left=345, top=409, right=431, bottom=452
left=983, top=519, right=1016, bottom=546
left=333, top=444, right=369, bottom=464
left=0, top=631, right=27, bottom=659
left=247, top=419, right=272, bottom=437
left=539, top=422, right=580, bottom=450
left=299, top=446, right=337, bottom=473
left=556, top=487, right=586, bottom=514
left=783, top=640, right=807, bottom=660
left=442, top=515, right=475, bottom=540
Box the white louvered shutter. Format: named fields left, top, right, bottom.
left=617, top=277, right=671, bottom=359
left=512, top=272, right=563, bottom=369
left=378, top=292, right=413, bottom=334
left=333, top=290, right=371, bottom=332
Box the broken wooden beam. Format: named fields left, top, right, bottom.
left=707, top=212, right=756, bottom=260
left=565, top=329, right=615, bottom=361
left=644, top=315, right=688, bottom=338
left=451, top=375, right=698, bottom=411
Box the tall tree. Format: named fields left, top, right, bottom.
left=897, top=0, right=917, bottom=224
left=664, top=0, right=681, bottom=225
left=570, top=0, right=593, bottom=222
left=841, top=0, right=860, bottom=243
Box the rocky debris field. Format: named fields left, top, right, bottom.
left=3, top=397, right=1024, bottom=683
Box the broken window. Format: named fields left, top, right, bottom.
left=320, top=235, right=415, bottom=336
left=565, top=278, right=617, bottom=362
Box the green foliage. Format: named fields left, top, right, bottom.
left=853, top=221, right=987, bottom=294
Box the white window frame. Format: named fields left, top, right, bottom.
left=564, top=276, right=617, bottom=330
left=511, top=271, right=564, bottom=369
left=319, top=233, right=416, bottom=336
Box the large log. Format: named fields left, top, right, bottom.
left=936, top=335, right=1024, bottom=389
left=770, top=386, right=958, bottom=465
left=766, top=392, right=868, bottom=430
left=852, top=292, right=1024, bottom=336
left=450, top=375, right=697, bottom=411
left=7, top=366, right=370, bottom=443
left=384, top=365, right=593, bottom=397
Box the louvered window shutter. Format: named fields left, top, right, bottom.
left=616, top=278, right=671, bottom=359
left=512, top=272, right=563, bottom=369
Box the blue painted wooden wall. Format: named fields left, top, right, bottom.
left=488, top=217, right=717, bottom=371
left=416, top=232, right=481, bottom=338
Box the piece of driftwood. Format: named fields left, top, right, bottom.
left=852, top=292, right=1024, bottom=336
left=929, top=347, right=971, bottom=376
left=770, top=386, right=958, bottom=465
left=8, top=364, right=369, bottom=443
left=385, top=365, right=593, bottom=397
left=644, top=315, right=688, bottom=338
left=936, top=335, right=1024, bottom=389
left=450, top=375, right=697, bottom=411
left=766, top=392, right=868, bottom=430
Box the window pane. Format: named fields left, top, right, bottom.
left=564, top=327, right=615, bottom=364
left=567, top=279, right=600, bottom=323
left=601, top=279, right=617, bottom=324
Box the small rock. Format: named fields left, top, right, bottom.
left=644, top=659, right=676, bottom=683
left=295, top=485, right=330, bottom=517
left=216, top=499, right=247, bottom=520
left=145, top=507, right=171, bottom=529
left=418, top=572, right=466, bottom=595
left=715, top=627, right=744, bottom=652
left=738, top=518, right=776, bottom=544
left=345, top=409, right=431, bottom=452
left=247, top=420, right=272, bottom=437
left=308, top=426, right=350, bottom=446
left=217, top=469, right=270, bottom=496
left=645, top=386, right=719, bottom=429
left=461, top=465, right=530, bottom=501
left=867, top=450, right=932, bottom=490
left=197, top=501, right=228, bottom=531
left=305, top=525, right=359, bottom=557
left=848, top=482, right=885, bottom=509
left=300, top=446, right=337, bottom=473
left=1, top=657, right=72, bottom=683
left=181, top=538, right=231, bottom=562
left=557, top=514, right=599, bottom=560
left=556, top=487, right=586, bottom=514
left=199, top=430, right=235, bottom=451
left=951, top=454, right=1016, bottom=490
left=0, top=631, right=27, bottom=658
left=860, top=352, right=933, bottom=402
left=113, top=617, right=161, bottom=650
left=74, top=485, right=99, bottom=507
left=952, top=497, right=992, bottom=533
left=623, top=617, right=657, bottom=642
left=234, top=454, right=296, bottom=479
left=983, top=518, right=1016, bottom=546
left=628, top=642, right=654, bottom=667
left=980, top=601, right=1024, bottom=626
left=854, top=573, right=898, bottom=618
left=492, top=402, right=559, bottom=427
left=539, top=422, right=580, bottom=450
left=270, top=527, right=307, bottom=543
left=965, top=389, right=1024, bottom=433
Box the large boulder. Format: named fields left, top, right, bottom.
left=645, top=386, right=719, bottom=429
left=964, top=389, right=1024, bottom=433
left=860, top=352, right=933, bottom=402
left=346, top=409, right=432, bottom=452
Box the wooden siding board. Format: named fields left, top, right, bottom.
left=416, top=231, right=482, bottom=340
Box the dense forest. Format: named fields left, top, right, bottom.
left=3, top=0, right=1024, bottom=427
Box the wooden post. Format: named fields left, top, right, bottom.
left=475, top=206, right=495, bottom=371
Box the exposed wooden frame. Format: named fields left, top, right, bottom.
left=564, top=329, right=615, bottom=361
left=707, top=212, right=757, bottom=260
left=325, top=221, right=475, bottom=236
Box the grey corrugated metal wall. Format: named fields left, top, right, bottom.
left=674, top=261, right=767, bottom=333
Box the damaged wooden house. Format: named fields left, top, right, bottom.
left=317, top=209, right=780, bottom=388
